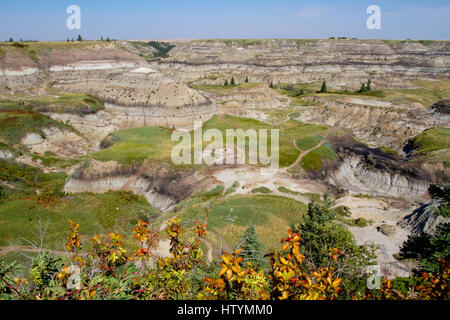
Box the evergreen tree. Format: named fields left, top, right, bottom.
left=77, top=34, right=83, bottom=42
left=245, top=76, right=249, bottom=83
left=269, top=81, right=274, bottom=88
left=9, top=37, right=13, bottom=43
left=224, top=80, right=228, bottom=86
left=359, top=83, right=367, bottom=93
left=291, top=194, right=376, bottom=297
left=239, top=224, right=261, bottom=266
left=367, top=79, right=372, bottom=91
left=230, top=77, right=236, bottom=86
left=400, top=183, right=450, bottom=274
left=320, top=80, right=327, bottom=93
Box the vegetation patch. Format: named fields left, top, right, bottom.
left=207, top=195, right=307, bottom=251
left=0, top=109, right=72, bottom=146
left=147, top=41, right=175, bottom=58
left=94, top=126, right=176, bottom=165
left=251, top=187, right=272, bottom=194
left=295, top=135, right=323, bottom=150
left=408, top=127, right=450, bottom=154
left=277, top=186, right=300, bottom=195
left=28, top=91, right=104, bottom=115
left=301, top=142, right=338, bottom=171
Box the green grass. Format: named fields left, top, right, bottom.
left=93, top=114, right=328, bottom=168
left=409, top=127, right=450, bottom=154
left=0, top=159, right=66, bottom=200
left=169, top=193, right=308, bottom=253
left=0, top=158, right=158, bottom=250
left=225, top=182, right=240, bottom=195
left=0, top=191, right=157, bottom=250
left=206, top=195, right=307, bottom=251
left=31, top=153, right=80, bottom=169
left=27, top=50, right=38, bottom=63
left=354, top=194, right=375, bottom=200
left=295, top=135, right=323, bottom=150
left=277, top=186, right=300, bottom=195
left=251, top=187, right=272, bottom=194
left=301, top=142, right=338, bottom=171
left=94, top=126, right=176, bottom=164
left=340, top=217, right=371, bottom=228
left=27, top=90, right=105, bottom=115
left=0, top=110, right=73, bottom=146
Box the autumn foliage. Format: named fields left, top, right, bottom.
left=0, top=219, right=448, bottom=300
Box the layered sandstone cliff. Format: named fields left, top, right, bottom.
left=153, top=39, right=450, bottom=89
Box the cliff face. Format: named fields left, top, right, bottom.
left=298, top=97, right=450, bottom=151
left=0, top=42, right=219, bottom=130
left=329, top=157, right=430, bottom=200
left=399, top=200, right=449, bottom=234
left=153, top=39, right=450, bottom=89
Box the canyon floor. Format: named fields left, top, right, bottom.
left=0, top=39, right=449, bottom=278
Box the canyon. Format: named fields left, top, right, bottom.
left=0, top=39, right=449, bottom=278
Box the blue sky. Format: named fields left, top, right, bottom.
left=0, top=0, right=449, bottom=41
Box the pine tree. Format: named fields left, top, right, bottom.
left=77, top=34, right=83, bottom=42
left=245, top=76, right=249, bottom=83
left=239, top=224, right=261, bottom=266
left=367, top=79, right=372, bottom=91
left=269, top=81, right=274, bottom=88
left=224, top=80, right=228, bottom=86
left=359, top=83, right=367, bottom=93
left=320, top=80, right=327, bottom=93
left=230, top=77, right=235, bottom=86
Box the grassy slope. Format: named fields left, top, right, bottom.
left=94, top=126, right=175, bottom=164
left=0, top=160, right=157, bottom=250
left=207, top=195, right=307, bottom=251
left=0, top=192, right=156, bottom=249
left=301, top=142, right=339, bottom=171
left=0, top=109, right=70, bottom=146
left=410, top=128, right=450, bottom=154
left=172, top=192, right=307, bottom=253
left=29, top=90, right=104, bottom=115
left=93, top=114, right=328, bottom=168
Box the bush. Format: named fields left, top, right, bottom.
left=251, top=187, right=272, bottom=194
